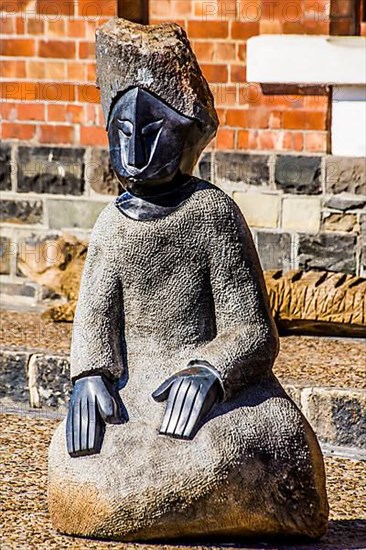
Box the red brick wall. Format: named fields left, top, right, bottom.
left=150, top=0, right=332, bottom=153
left=0, top=0, right=113, bottom=147
left=0, top=0, right=342, bottom=153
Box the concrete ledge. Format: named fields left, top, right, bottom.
left=247, top=35, right=366, bottom=85
left=1, top=348, right=365, bottom=452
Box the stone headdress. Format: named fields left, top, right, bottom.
left=95, top=18, right=218, bottom=144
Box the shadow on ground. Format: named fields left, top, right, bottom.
left=145, top=520, right=366, bottom=550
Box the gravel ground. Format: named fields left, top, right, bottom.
left=1, top=413, right=365, bottom=550
left=0, top=310, right=72, bottom=355
left=1, top=310, right=365, bottom=388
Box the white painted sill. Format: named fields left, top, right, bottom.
left=247, top=35, right=366, bottom=85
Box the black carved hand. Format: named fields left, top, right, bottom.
left=66, top=375, right=124, bottom=458
left=152, top=363, right=223, bottom=440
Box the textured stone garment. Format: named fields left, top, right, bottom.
left=49, top=179, right=329, bottom=541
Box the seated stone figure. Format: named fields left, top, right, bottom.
left=49, top=19, right=329, bottom=542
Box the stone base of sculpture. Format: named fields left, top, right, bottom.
left=49, top=375, right=328, bottom=542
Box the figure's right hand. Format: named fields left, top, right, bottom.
left=66, top=375, right=124, bottom=458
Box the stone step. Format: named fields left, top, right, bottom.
left=1, top=347, right=365, bottom=454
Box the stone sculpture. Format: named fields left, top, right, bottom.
left=48, top=19, right=329, bottom=541
left=266, top=269, right=366, bottom=337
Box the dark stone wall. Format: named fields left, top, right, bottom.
left=88, top=149, right=120, bottom=195
left=17, top=147, right=85, bottom=195
left=299, top=233, right=357, bottom=274
left=213, top=152, right=270, bottom=186
left=199, top=151, right=365, bottom=277
left=0, top=145, right=365, bottom=306
left=256, top=231, right=292, bottom=271
left=0, top=144, right=12, bottom=192
left=275, top=155, right=321, bottom=195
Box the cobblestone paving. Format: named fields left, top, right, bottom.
left=1, top=310, right=365, bottom=388
left=1, top=413, right=365, bottom=550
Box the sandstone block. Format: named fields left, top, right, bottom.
left=233, top=192, right=280, bottom=228
left=325, top=156, right=366, bottom=195
left=282, top=196, right=321, bottom=233
left=322, top=212, right=357, bottom=232
left=47, top=199, right=106, bottom=229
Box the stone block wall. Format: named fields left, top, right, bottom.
left=0, top=142, right=114, bottom=304
left=200, top=151, right=366, bottom=275
left=0, top=143, right=365, bottom=308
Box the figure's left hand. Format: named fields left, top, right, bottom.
left=152, top=362, right=223, bottom=440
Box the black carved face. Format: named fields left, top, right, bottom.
left=108, top=87, right=201, bottom=195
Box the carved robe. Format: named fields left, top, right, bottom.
left=49, top=180, right=328, bottom=541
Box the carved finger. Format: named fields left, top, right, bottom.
left=173, top=381, right=201, bottom=438
left=159, top=379, right=183, bottom=434
left=93, top=405, right=106, bottom=454
left=96, top=384, right=114, bottom=418
left=80, top=395, right=90, bottom=451
left=97, top=384, right=120, bottom=422
left=165, top=378, right=191, bottom=435
left=152, top=375, right=177, bottom=402
left=66, top=400, right=75, bottom=456
left=72, top=396, right=82, bottom=454
left=88, top=396, right=97, bottom=451
left=182, top=386, right=208, bottom=440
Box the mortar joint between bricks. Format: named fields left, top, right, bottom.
left=83, top=147, right=93, bottom=199
left=268, top=153, right=276, bottom=190
left=8, top=228, right=20, bottom=281
left=74, top=123, right=81, bottom=150
left=291, top=232, right=300, bottom=270
left=320, top=155, right=327, bottom=195
left=355, top=233, right=362, bottom=276
left=10, top=144, right=18, bottom=194
left=210, top=151, right=216, bottom=184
